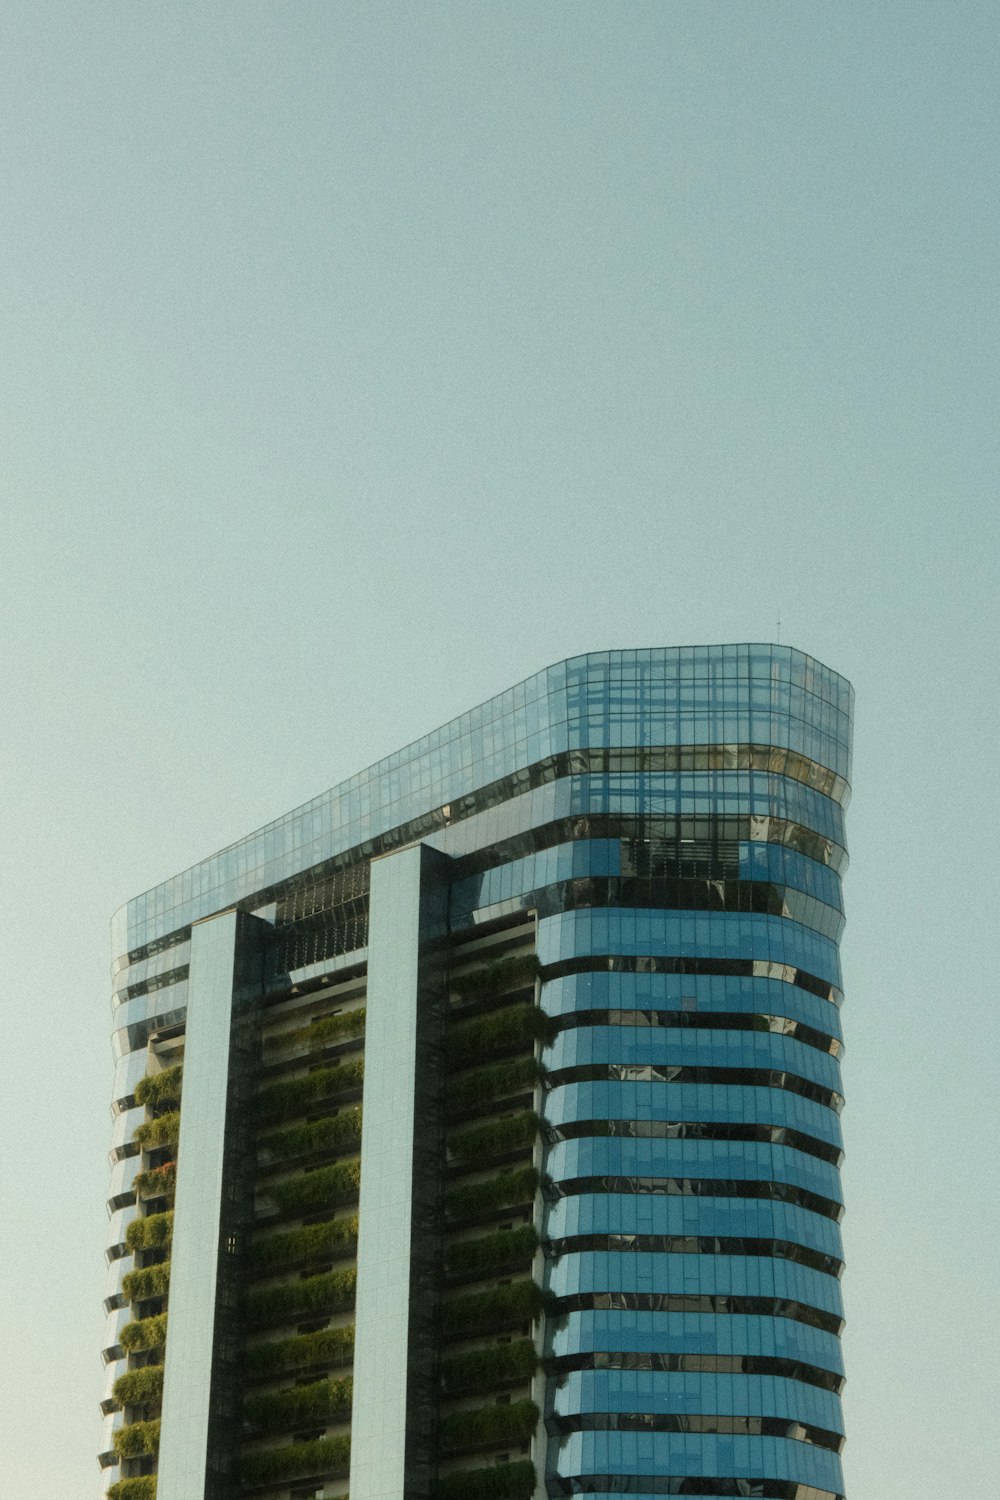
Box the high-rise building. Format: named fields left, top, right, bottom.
left=100, top=644, right=853, bottom=1500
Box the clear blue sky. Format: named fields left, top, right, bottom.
left=1, top=4, right=997, bottom=1494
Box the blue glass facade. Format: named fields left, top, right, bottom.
left=100, top=645, right=852, bottom=1500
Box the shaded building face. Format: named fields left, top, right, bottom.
left=100, top=644, right=853, bottom=1500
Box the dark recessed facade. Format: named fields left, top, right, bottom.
left=99, top=644, right=853, bottom=1500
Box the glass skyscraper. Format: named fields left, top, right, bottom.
left=100, top=644, right=853, bottom=1500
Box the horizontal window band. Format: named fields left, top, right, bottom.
left=546, top=1474, right=844, bottom=1498
left=541, top=955, right=841, bottom=1006
left=123, top=745, right=846, bottom=968
left=528, top=877, right=843, bottom=944
left=548, top=1349, right=844, bottom=1394
left=547, top=1176, right=843, bottom=1224
left=452, top=811, right=845, bottom=883
left=545, top=1233, right=843, bottom=1280
left=553, top=1009, right=841, bottom=1059
left=549, top=1290, right=844, bottom=1335
left=546, top=1120, right=842, bottom=1168
left=546, top=1412, right=844, bottom=1455
left=544, top=1064, right=844, bottom=1116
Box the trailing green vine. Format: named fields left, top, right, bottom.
left=440, top=1278, right=547, bottom=1337
left=248, top=1215, right=358, bottom=1274
left=264, top=1159, right=361, bottom=1217
left=122, top=1261, right=171, bottom=1303
left=439, top=1338, right=537, bottom=1396
left=111, top=1364, right=164, bottom=1409
left=448, top=1112, right=538, bottom=1163
left=125, top=1211, right=174, bottom=1253
left=239, top=1433, right=350, bottom=1484
left=256, top=1058, right=364, bottom=1122
left=245, top=1266, right=356, bottom=1327
left=134, top=1065, right=183, bottom=1108
left=119, top=1313, right=168, bottom=1352
left=132, top=1112, right=181, bottom=1150
left=243, top=1375, right=352, bottom=1432
left=445, top=1166, right=539, bottom=1223
left=439, top=1398, right=538, bottom=1452
left=245, top=1323, right=354, bottom=1376
left=113, top=1418, right=160, bottom=1459
left=446, top=1225, right=538, bottom=1278
left=258, top=1107, right=362, bottom=1165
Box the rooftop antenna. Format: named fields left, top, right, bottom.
left=776, top=611, right=781, bottom=644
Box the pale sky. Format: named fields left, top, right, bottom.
left=1, top=4, right=998, bottom=1495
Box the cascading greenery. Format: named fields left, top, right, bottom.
left=107, top=1477, right=157, bottom=1500
left=111, top=1364, right=164, bottom=1409
left=439, top=1338, right=537, bottom=1396
left=439, top=1398, right=539, bottom=1452
left=446, top=1225, right=538, bottom=1278
left=133, top=1162, right=177, bottom=1199
left=446, top=1005, right=554, bottom=1070
left=265, top=1007, right=366, bottom=1055
left=448, top=1112, right=539, bottom=1163
left=239, top=1434, right=351, bottom=1484
left=245, top=1266, right=357, bottom=1327
left=446, top=1057, right=541, bottom=1119
left=435, top=1458, right=536, bottom=1500
left=122, top=1261, right=171, bottom=1302
left=244, top=1323, right=354, bottom=1376
left=440, top=1278, right=547, bottom=1336
left=134, top=1065, right=183, bottom=1108
left=243, top=1375, right=352, bottom=1432
left=132, top=1112, right=181, bottom=1150
left=119, top=1313, right=168, bottom=1352
left=113, top=1418, right=161, bottom=1459
left=125, top=1211, right=174, bottom=1254
left=256, top=1058, right=365, bottom=1123
left=264, top=1159, right=361, bottom=1217
left=449, top=953, right=539, bottom=1000
left=248, top=1215, right=358, bottom=1275
left=258, top=1107, right=362, bottom=1165
left=445, top=1166, right=539, bottom=1223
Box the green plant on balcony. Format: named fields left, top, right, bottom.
left=446, top=1057, right=541, bottom=1118
left=119, top=1313, right=168, bottom=1352
left=133, top=1161, right=178, bottom=1199
left=125, top=1210, right=174, bottom=1254
left=266, top=1008, right=367, bottom=1055
left=111, top=1364, right=164, bottom=1409
left=439, top=1339, right=537, bottom=1396
left=125, top=1206, right=175, bottom=1254
left=258, top=1107, right=362, bottom=1165
left=107, top=1477, right=157, bottom=1500
left=133, top=1065, right=183, bottom=1108
left=256, top=1058, right=365, bottom=1123
left=446, top=1225, right=538, bottom=1279
left=445, top=1167, right=539, bottom=1223
left=265, top=1159, right=362, bottom=1218
left=440, top=1279, right=547, bottom=1337
left=435, top=1458, right=535, bottom=1500
left=243, top=1375, right=352, bottom=1432
left=249, top=1215, right=359, bottom=1275
left=245, top=1267, right=357, bottom=1327
left=449, top=953, right=539, bottom=1001
left=239, top=1433, right=350, bottom=1484
left=245, top=1323, right=355, bottom=1376
left=448, top=1112, right=539, bottom=1163
left=439, top=1398, right=539, bottom=1453
left=447, top=1005, right=554, bottom=1070
left=113, top=1418, right=161, bottom=1459
left=132, top=1111, right=181, bottom=1150
left=122, top=1261, right=171, bottom=1303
